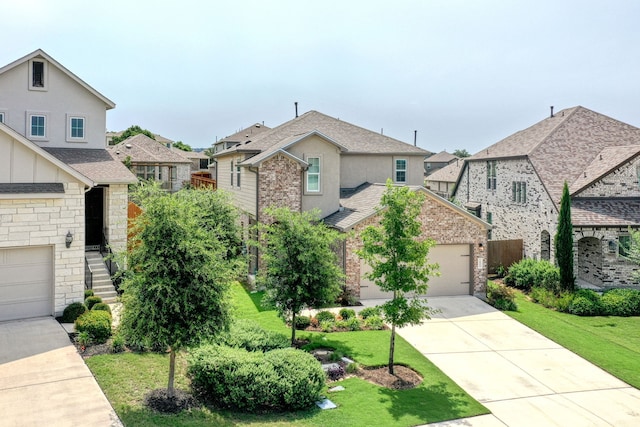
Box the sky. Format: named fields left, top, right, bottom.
left=3, top=0, right=640, bottom=153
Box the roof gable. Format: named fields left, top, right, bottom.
left=109, top=134, right=191, bottom=164
left=570, top=145, right=640, bottom=195
left=217, top=123, right=271, bottom=144
left=426, top=150, right=459, bottom=163
left=426, top=159, right=464, bottom=183
left=0, top=49, right=115, bottom=109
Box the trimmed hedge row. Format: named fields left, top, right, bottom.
left=221, top=319, right=289, bottom=352
left=188, top=345, right=325, bottom=412
left=530, top=287, right=640, bottom=317
left=505, top=259, right=560, bottom=292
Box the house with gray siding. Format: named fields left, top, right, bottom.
left=453, top=106, right=640, bottom=288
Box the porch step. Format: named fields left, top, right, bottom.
left=85, top=251, right=119, bottom=304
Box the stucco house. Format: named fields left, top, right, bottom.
left=424, top=150, right=459, bottom=176
left=0, top=49, right=136, bottom=321
left=212, top=110, right=489, bottom=298
left=425, top=159, right=464, bottom=199
left=453, top=106, right=640, bottom=288
left=109, top=133, right=191, bottom=192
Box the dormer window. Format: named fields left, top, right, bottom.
left=29, top=59, right=48, bottom=91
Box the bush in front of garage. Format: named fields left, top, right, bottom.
left=61, top=301, right=87, bottom=323
left=75, top=310, right=112, bottom=344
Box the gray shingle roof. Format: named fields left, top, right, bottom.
left=570, top=145, right=640, bottom=194
left=425, top=159, right=464, bottom=183
left=170, top=147, right=209, bottom=160
left=109, top=134, right=191, bottom=164
left=466, top=106, right=640, bottom=204
left=43, top=148, right=136, bottom=184
left=0, top=183, right=64, bottom=193
left=572, top=199, right=640, bottom=226
left=214, top=111, right=429, bottom=158
left=425, top=150, right=458, bottom=163
left=218, top=123, right=271, bottom=143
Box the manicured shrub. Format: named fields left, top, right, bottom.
left=77, top=331, right=92, bottom=347
left=84, top=289, right=94, bottom=299
left=315, top=310, right=335, bottom=323
left=487, top=281, right=518, bottom=311
left=75, top=310, right=112, bottom=344
left=222, top=319, right=289, bottom=352
left=364, top=315, right=385, bottom=330
left=326, top=365, right=345, bottom=381
left=91, top=302, right=112, bottom=315
left=359, top=306, right=381, bottom=319
left=344, top=317, right=361, bottom=331
left=555, top=292, right=575, bottom=313
left=568, top=290, right=603, bottom=316
left=188, top=345, right=325, bottom=412
left=61, top=301, right=86, bottom=323
left=111, top=333, right=125, bottom=353
left=339, top=308, right=356, bottom=320
left=294, top=315, right=311, bottom=330
left=84, top=295, right=103, bottom=311
left=507, top=259, right=560, bottom=292
left=320, top=320, right=334, bottom=332
left=601, top=288, right=640, bottom=316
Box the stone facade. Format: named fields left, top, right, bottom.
left=576, top=157, right=640, bottom=198
left=104, top=184, right=129, bottom=253
left=257, top=154, right=303, bottom=221
left=0, top=182, right=86, bottom=315
left=343, top=193, right=488, bottom=298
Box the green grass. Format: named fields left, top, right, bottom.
left=86, top=283, right=488, bottom=426
left=507, top=290, right=640, bottom=389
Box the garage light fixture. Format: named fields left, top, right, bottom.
left=65, top=231, right=74, bottom=248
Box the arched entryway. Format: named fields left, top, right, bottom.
left=541, top=230, right=551, bottom=261
left=577, top=237, right=603, bottom=286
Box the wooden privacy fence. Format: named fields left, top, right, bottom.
left=488, top=239, right=523, bottom=274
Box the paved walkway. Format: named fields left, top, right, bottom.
left=360, top=296, right=640, bottom=427
left=0, top=317, right=122, bottom=427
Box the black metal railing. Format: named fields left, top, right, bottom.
left=85, top=256, right=93, bottom=290
left=100, top=231, right=122, bottom=292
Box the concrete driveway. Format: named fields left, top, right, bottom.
left=0, top=317, right=122, bottom=427
left=361, top=296, right=640, bottom=427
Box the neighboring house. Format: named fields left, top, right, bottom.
left=209, top=123, right=271, bottom=178
left=212, top=110, right=489, bottom=298
left=0, top=49, right=136, bottom=321
left=324, top=183, right=489, bottom=298
left=424, top=159, right=464, bottom=199
left=106, top=130, right=173, bottom=146
left=424, top=150, right=459, bottom=176
left=170, top=146, right=210, bottom=172
left=109, top=134, right=192, bottom=192
left=453, top=106, right=640, bottom=287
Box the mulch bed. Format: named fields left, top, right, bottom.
left=356, top=365, right=423, bottom=390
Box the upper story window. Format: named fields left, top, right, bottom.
left=512, top=181, right=527, bottom=203
left=236, top=161, right=241, bottom=188
left=66, top=115, right=87, bottom=142
left=0, top=112, right=4, bottom=123
left=230, top=160, right=234, bottom=186
left=28, top=113, right=47, bottom=139
left=29, top=60, right=48, bottom=91
left=306, top=157, right=320, bottom=192
left=487, top=160, right=497, bottom=190
left=395, top=159, right=407, bottom=183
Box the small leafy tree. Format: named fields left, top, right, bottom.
left=620, top=228, right=640, bottom=282
left=110, top=125, right=155, bottom=145
left=254, top=207, right=344, bottom=345
left=453, top=148, right=471, bottom=158
left=173, top=141, right=192, bottom=151
left=555, top=182, right=575, bottom=291
left=358, top=180, right=439, bottom=375
left=119, top=191, right=241, bottom=400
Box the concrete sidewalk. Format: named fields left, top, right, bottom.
left=0, top=317, right=122, bottom=427
left=361, top=296, right=640, bottom=427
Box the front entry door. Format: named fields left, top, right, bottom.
left=85, top=187, right=104, bottom=249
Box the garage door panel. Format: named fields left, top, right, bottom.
left=0, top=247, right=53, bottom=322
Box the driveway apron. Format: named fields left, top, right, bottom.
left=360, top=296, right=640, bottom=427
left=0, top=317, right=122, bottom=427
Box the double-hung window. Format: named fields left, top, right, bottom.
left=512, top=181, right=527, bottom=203
left=306, top=157, right=320, bottom=192
left=395, top=159, right=407, bottom=183
left=236, top=161, right=241, bottom=188
left=487, top=161, right=497, bottom=190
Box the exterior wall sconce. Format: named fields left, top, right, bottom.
left=608, top=240, right=617, bottom=253
left=478, top=242, right=484, bottom=251
left=65, top=231, right=74, bottom=248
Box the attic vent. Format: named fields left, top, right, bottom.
left=550, top=106, right=554, bottom=118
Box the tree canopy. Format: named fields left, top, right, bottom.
left=453, top=148, right=471, bottom=158
left=254, top=207, right=344, bottom=345
left=119, top=188, right=243, bottom=397
left=555, top=182, right=574, bottom=291
left=358, top=180, right=439, bottom=374
left=173, top=141, right=192, bottom=151
left=109, top=125, right=155, bottom=145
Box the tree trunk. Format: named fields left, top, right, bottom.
left=168, top=348, right=176, bottom=398
left=291, top=312, right=297, bottom=346
left=388, top=322, right=396, bottom=375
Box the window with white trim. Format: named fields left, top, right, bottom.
left=487, top=160, right=497, bottom=190
left=236, top=160, right=241, bottom=188
left=29, top=60, right=48, bottom=91
left=29, top=114, right=47, bottom=138
left=136, top=165, right=156, bottom=180
left=66, top=115, right=87, bottom=142
left=512, top=181, right=527, bottom=203
left=306, top=157, right=320, bottom=192
left=395, top=159, right=407, bottom=183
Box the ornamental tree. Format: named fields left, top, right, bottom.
left=254, top=207, right=344, bottom=345
left=119, top=190, right=242, bottom=399
left=358, top=180, right=439, bottom=375
left=555, top=182, right=575, bottom=291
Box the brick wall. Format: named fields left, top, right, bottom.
left=577, top=157, right=640, bottom=197
left=0, top=182, right=85, bottom=315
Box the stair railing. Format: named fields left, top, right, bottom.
left=85, top=256, right=93, bottom=290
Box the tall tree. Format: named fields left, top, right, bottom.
left=110, top=125, right=155, bottom=145
left=119, top=190, right=241, bottom=399
left=555, top=181, right=575, bottom=291
left=255, top=207, right=344, bottom=345
left=453, top=148, right=471, bottom=158
left=358, top=180, right=438, bottom=375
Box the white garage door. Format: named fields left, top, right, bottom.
left=359, top=244, right=471, bottom=299
left=0, top=246, right=53, bottom=322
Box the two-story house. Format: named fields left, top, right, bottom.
left=213, top=110, right=490, bottom=299
left=454, top=106, right=640, bottom=287
left=0, top=49, right=135, bottom=321
left=424, top=150, right=459, bottom=176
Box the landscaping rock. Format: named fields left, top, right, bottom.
left=316, top=398, right=337, bottom=409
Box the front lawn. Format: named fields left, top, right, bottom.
left=86, top=283, right=488, bottom=426
left=507, top=290, right=640, bottom=389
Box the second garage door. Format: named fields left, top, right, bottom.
left=359, top=244, right=471, bottom=299
left=0, top=246, right=53, bottom=322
